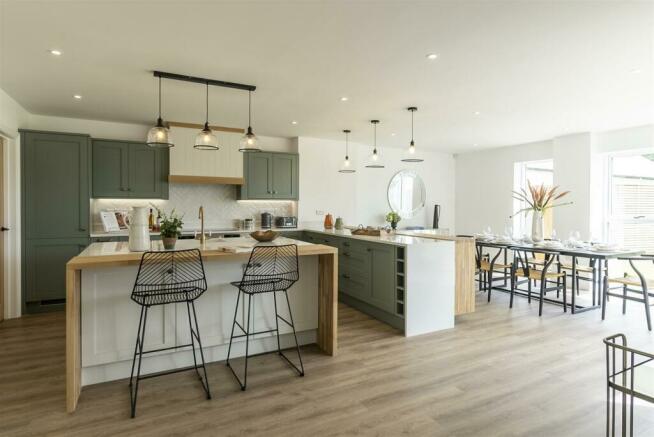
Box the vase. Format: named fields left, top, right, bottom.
left=391, top=221, right=398, bottom=230
left=162, top=237, right=177, bottom=250
left=531, top=211, right=544, bottom=242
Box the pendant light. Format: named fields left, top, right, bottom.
left=146, top=76, right=174, bottom=148
left=402, top=106, right=424, bottom=162
left=365, top=120, right=384, bottom=168
left=194, top=83, right=219, bottom=150
left=338, top=129, right=356, bottom=173
left=239, top=90, right=261, bottom=152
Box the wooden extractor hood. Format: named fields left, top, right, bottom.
left=166, top=122, right=246, bottom=186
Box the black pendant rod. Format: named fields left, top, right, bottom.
left=343, top=129, right=350, bottom=157
left=153, top=70, right=256, bottom=92
left=205, top=83, right=209, bottom=125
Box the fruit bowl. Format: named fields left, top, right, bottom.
left=250, top=230, right=279, bottom=242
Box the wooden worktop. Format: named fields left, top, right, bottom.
left=68, top=237, right=337, bottom=269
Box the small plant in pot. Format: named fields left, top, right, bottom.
left=158, top=208, right=183, bottom=250
left=385, top=211, right=401, bottom=230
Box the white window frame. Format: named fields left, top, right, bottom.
left=604, top=149, right=654, bottom=246
left=512, top=159, right=554, bottom=237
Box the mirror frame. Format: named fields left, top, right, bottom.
left=387, top=170, right=426, bottom=219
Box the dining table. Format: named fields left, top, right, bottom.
left=475, top=238, right=643, bottom=314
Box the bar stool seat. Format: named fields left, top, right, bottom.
left=131, top=286, right=205, bottom=306
left=230, top=277, right=297, bottom=294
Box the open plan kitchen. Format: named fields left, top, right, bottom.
left=1, top=1, right=654, bottom=436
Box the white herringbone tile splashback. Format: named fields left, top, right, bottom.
left=91, top=183, right=295, bottom=231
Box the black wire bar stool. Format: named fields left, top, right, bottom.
left=604, top=334, right=654, bottom=437
left=129, top=249, right=211, bottom=418
left=226, top=244, right=304, bottom=390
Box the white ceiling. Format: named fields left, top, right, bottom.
left=1, top=0, right=652, bottom=152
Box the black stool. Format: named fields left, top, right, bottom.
left=129, top=249, right=211, bottom=418
left=226, top=244, right=304, bottom=390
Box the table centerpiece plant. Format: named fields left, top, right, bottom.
left=385, top=211, right=401, bottom=230
left=511, top=182, right=572, bottom=242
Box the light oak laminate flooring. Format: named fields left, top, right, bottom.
left=1, top=291, right=653, bottom=436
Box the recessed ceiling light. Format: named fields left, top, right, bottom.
left=340, top=96, right=349, bottom=102
left=49, top=49, right=62, bottom=56
left=391, top=132, right=396, bottom=136
left=291, top=120, right=298, bottom=125
left=426, top=53, right=439, bottom=60
left=474, top=111, right=481, bottom=116
left=73, top=94, right=82, bottom=100
left=473, top=143, right=479, bottom=147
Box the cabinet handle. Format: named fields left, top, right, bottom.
left=342, top=274, right=350, bottom=279
left=366, top=248, right=372, bottom=252
left=79, top=227, right=87, bottom=232
left=343, top=252, right=350, bottom=257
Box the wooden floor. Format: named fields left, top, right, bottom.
left=2, top=291, right=654, bottom=436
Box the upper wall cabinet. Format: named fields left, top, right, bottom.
left=240, top=152, right=299, bottom=200
left=92, top=139, right=169, bottom=199
left=167, top=125, right=244, bottom=184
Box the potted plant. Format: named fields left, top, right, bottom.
left=511, top=181, right=572, bottom=242
left=157, top=208, right=184, bottom=250
left=385, top=211, right=401, bottom=230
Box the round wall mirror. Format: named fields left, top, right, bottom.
left=387, top=170, right=426, bottom=219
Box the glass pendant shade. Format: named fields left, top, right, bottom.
left=338, top=129, right=356, bottom=173
left=239, top=91, right=262, bottom=152
left=194, top=83, right=219, bottom=150
left=194, top=122, right=219, bottom=150
left=401, top=107, right=424, bottom=162
left=365, top=120, right=385, bottom=168
left=239, top=126, right=261, bottom=152
left=147, top=77, right=174, bottom=148
left=147, top=118, right=174, bottom=148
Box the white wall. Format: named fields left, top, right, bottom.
left=0, top=88, right=30, bottom=319
left=455, top=124, right=654, bottom=240
left=298, top=137, right=456, bottom=230
left=455, top=139, right=552, bottom=236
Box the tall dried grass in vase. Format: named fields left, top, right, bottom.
left=511, top=181, right=572, bottom=241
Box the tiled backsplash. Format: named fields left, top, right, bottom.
left=91, top=183, right=296, bottom=232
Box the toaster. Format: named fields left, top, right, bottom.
left=274, top=216, right=298, bottom=228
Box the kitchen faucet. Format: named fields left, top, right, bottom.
left=198, top=206, right=206, bottom=244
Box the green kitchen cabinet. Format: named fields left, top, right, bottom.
left=23, top=238, right=89, bottom=310
left=92, top=139, right=169, bottom=199
left=241, top=152, right=299, bottom=200
left=271, top=153, right=298, bottom=199
left=21, top=130, right=92, bottom=313
left=22, top=131, right=91, bottom=239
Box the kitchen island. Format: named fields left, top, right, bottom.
left=65, top=237, right=337, bottom=413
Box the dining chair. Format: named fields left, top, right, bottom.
left=602, top=256, right=654, bottom=331
left=510, top=248, right=567, bottom=316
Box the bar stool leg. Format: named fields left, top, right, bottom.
left=129, top=306, right=145, bottom=387
left=242, top=294, right=252, bottom=390
left=273, top=292, right=282, bottom=355
left=282, top=289, right=305, bottom=376
left=186, top=301, right=200, bottom=379
left=190, top=301, right=211, bottom=399
left=225, top=290, right=241, bottom=367
left=130, top=306, right=149, bottom=418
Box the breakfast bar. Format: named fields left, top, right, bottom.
left=65, top=237, right=337, bottom=413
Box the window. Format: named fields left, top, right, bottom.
left=606, top=152, right=654, bottom=252
left=513, top=159, right=554, bottom=238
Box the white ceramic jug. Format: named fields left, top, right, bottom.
left=127, top=206, right=151, bottom=252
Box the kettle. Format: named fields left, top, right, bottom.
left=261, top=212, right=273, bottom=229
left=127, top=206, right=151, bottom=252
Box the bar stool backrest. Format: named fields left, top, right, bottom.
left=132, top=249, right=207, bottom=304
left=241, top=244, right=299, bottom=291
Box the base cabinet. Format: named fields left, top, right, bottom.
left=304, top=231, right=404, bottom=328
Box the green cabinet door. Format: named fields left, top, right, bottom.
left=128, top=143, right=168, bottom=198
left=245, top=152, right=273, bottom=198
left=271, top=153, right=298, bottom=199
left=92, top=140, right=168, bottom=199
left=92, top=140, right=129, bottom=197
left=22, top=131, right=90, bottom=239
left=23, top=238, right=89, bottom=308
left=368, top=244, right=397, bottom=314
